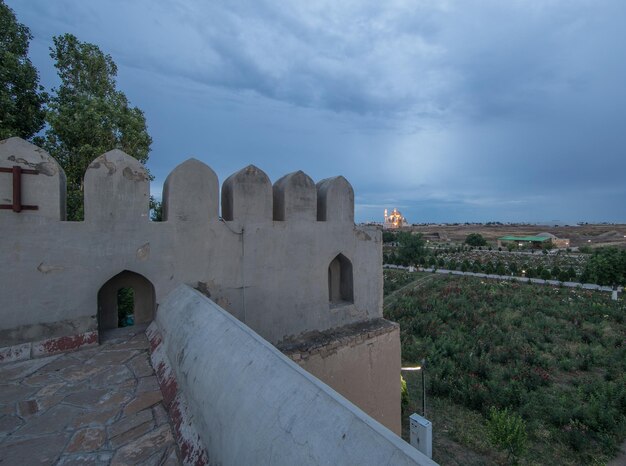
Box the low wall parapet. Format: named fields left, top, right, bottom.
left=152, top=285, right=435, bottom=466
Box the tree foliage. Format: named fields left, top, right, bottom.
left=396, top=232, right=426, bottom=265
left=465, top=233, right=487, bottom=247
left=580, top=247, right=626, bottom=287
left=41, top=34, right=152, bottom=220
left=0, top=0, right=47, bottom=139
left=486, top=407, right=527, bottom=461
left=149, top=196, right=162, bottom=222
left=382, top=231, right=397, bottom=243
left=400, top=375, right=409, bottom=412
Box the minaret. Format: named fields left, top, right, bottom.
left=384, top=208, right=388, bottom=224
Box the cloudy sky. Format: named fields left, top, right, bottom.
left=10, top=0, right=626, bottom=224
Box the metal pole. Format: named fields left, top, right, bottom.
left=421, top=358, right=426, bottom=417
left=12, top=166, right=22, bottom=212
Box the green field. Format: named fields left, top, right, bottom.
left=383, top=270, right=626, bottom=465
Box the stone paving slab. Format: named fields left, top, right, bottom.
left=0, top=325, right=181, bottom=465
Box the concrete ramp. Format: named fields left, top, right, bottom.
left=151, top=285, right=436, bottom=466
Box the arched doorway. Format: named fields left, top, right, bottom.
left=328, top=253, right=354, bottom=305
left=97, top=270, right=155, bottom=332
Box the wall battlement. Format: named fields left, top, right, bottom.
left=1, top=138, right=354, bottom=225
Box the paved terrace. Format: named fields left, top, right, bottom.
left=0, top=325, right=181, bottom=465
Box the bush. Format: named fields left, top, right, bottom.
left=465, top=233, right=488, bottom=247
left=384, top=273, right=625, bottom=462
left=382, top=231, right=397, bottom=243
left=401, top=375, right=409, bottom=412
left=486, top=406, right=528, bottom=461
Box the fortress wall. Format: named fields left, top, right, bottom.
left=152, top=285, right=432, bottom=466
left=0, top=138, right=403, bottom=441
left=0, top=137, right=381, bottom=347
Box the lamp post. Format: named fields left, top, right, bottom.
left=401, top=359, right=426, bottom=417
left=421, top=359, right=426, bottom=416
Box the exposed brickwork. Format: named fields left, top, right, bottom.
left=0, top=331, right=99, bottom=365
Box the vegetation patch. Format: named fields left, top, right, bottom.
left=386, top=271, right=626, bottom=465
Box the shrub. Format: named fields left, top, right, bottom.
left=401, top=375, right=409, bottom=412
left=486, top=407, right=528, bottom=461
left=465, top=233, right=487, bottom=247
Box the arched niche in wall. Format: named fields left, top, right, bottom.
left=328, top=254, right=354, bottom=305
left=97, top=270, right=155, bottom=333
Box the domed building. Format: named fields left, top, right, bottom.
left=383, top=208, right=408, bottom=229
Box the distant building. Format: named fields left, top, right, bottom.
left=497, top=232, right=570, bottom=249
left=383, top=208, right=408, bottom=229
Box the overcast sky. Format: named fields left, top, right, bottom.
left=10, top=0, right=626, bottom=224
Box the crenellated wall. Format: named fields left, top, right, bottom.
left=0, top=136, right=399, bottom=432
left=0, top=136, right=381, bottom=347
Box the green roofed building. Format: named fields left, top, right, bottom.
left=497, top=232, right=570, bottom=249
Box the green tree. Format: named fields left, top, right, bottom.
left=581, top=247, right=626, bottom=287
left=0, top=1, right=47, bottom=139
left=465, top=233, right=487, bottom=247
left=382, top=231, right=397, bottom=243
left=149, top=197, right=162, bottom=222
left=400, top=376, right=409, bottom=413
left=461, top=259, right=469, bottom=272
left=41, top=34, right=152, bottom=220
left=567, top=266, right=577, bottom=281
left=486, top=407, right=527, bottom=462
left=396, top=232, right=426, bottom=266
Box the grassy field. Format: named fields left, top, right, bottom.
left=411, top=224, right=626, bottom=249
left=383, top=269, right=626, bottom=465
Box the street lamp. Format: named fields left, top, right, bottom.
left=402, top=359, right=426, bottom=417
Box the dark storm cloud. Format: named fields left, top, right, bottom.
left=9, top=0, right=626, bottom=223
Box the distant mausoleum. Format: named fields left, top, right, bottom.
left=384, top=208, right=408, bottom=229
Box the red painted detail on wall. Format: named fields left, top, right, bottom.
left=160, top=372, right=179, bottom=408
left=149, top=331, right=162, bottom=352
left=148, top=326, right=209, bottom=466
left=169, top=395, right=209, bottom=466
left=41, top=331, right=96, bottom=353
left=31, top=331, right=99, bottom=358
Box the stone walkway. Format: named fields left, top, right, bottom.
left=0, top=325, right=181, bottom=465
